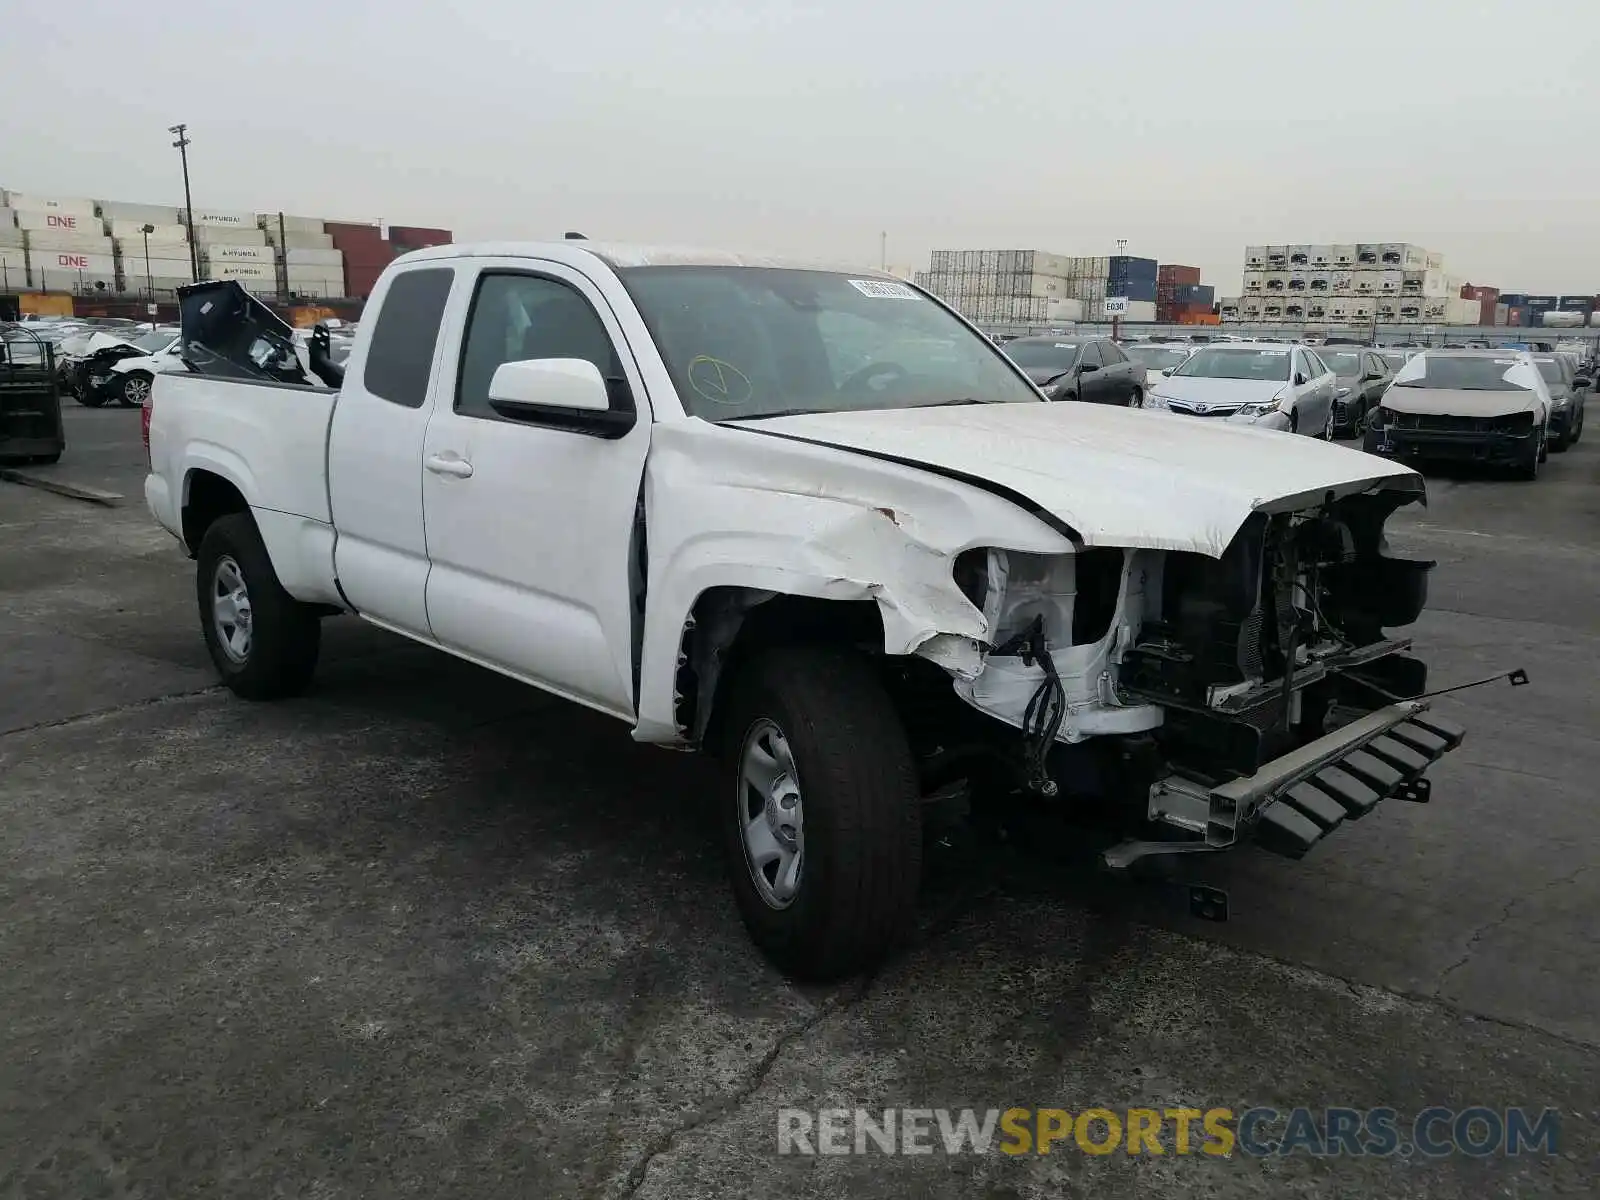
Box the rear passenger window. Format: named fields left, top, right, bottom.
left=1101, top=342, right=1126, bottom=364
left=362, top=268, right=454, bottom=408
left=1079, top=343, right=1103, bottom=368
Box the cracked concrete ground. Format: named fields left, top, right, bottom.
left=1, top=407, right=1596, bottom=1197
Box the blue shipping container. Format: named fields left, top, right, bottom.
left=1108, top=255, right=1158, bottom=282
left=1558, top=295, right=1593, bottom=312
left=1526, top=295, right=1557, bottom=308
left=1114, top=278, right=1158, bottom=303
left=1174, top=284, right=1215, bottom=304
left=1499, top=293, right=1528, bottom=306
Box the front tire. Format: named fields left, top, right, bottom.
left=1129, top=388, right=1143, bottom=409
left=1513, top=425, right=1545, bottom=481
left=196, top=513, right=321, bottom=699
left=119, top=372, right=153, bottom=408
left=719, top=645, right=922, bottom=981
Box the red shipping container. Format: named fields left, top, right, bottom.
left=388, top=225, right=452, bottom=245
left=1157, top=264, right=1201, bottom=286
left=1478, top=299, right=1497, bottom=325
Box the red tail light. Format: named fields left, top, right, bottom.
left=141, top=394, right=153, bottom=467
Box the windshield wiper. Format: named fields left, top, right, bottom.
left=913, top=397, right=989, bottom=408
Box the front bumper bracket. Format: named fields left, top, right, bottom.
left=1103, top=701, right=1465, bottom=870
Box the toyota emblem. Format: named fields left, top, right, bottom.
left=1194, top=403, right=1208, bottom=413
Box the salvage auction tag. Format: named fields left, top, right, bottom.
left=848, top=279, right=916, bottom=299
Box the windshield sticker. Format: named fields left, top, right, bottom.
left=687, top=355, right=753, bottom=406
left=1054, top=343, right=1076, bottom=349
left=847, top=279, right=916, bottom=299
left=1493, top=359, right=1515, bottom=365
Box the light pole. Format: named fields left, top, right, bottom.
left=169, top=123, right=198, bottom=282
left=141, top=224, right=156, bottom=325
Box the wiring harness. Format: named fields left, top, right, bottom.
left=994, top=615, right=1066, bottom=797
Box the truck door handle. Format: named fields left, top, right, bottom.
left=425, top=454, right=474, bottom=479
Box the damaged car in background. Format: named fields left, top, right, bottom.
left=142, top=251, right=1498, bottom=981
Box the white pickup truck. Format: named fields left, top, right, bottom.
left=145, top=245, right=1464, bottom=979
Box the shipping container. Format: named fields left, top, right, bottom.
left=14, top=210, right=102, bottom=234
left=1217, top=297, right=1241, bottom=319
left=1426, top=251, right=1444, bottom=270
left=108, top=219, right=188, bottom=242
left=1306, top=245, right=1335, bottom=268
left=1355, top=243, right=1381, bottom=266
left=1, top=192, right=96, bottom=218
left=268, top=230, right=337, bottom=250
left=1243, top=246, right=1268, bottom=270
left=212, top=261, right=275, bottom=280
left=284, top=247, right=344, bottom=267
left=1498, top=293, right=1527, bottom=307
left=1505, top=306, right=1527, bottom=326
left=0, top=245, right=29, bottom=287
left=1265, top=245, right=1289, bottom=269
left=1107, top=255, right=1157, bottom=283
left=193, top=226, right=268, bottom=246
left=1157, top=263, right=1201, bottom=286
left=203, top=243, right=273, bottom=264
left=256, top=214, right=326, bottom=234
left=1326, top=244, right=1356, bottom=267
left=1263, top=272, right=1289, bottom=293
left=1402, top=269, right=1449, bottom=297
left=1379, top=270, right=1404, bottom=293
left=1285, top=273, right=1310, bottom=293
left=97, top=200, right=182, bottom=225
left=1557, top=295, right=1593, bottom=312
left=1526, top=295, right=1558, bottom=309
left=1173, top=283, right=1214, bottom=304
left=1287, top=244, right=1314, bottom=267
left=1242, top=270, right=1266, bottom=294
left=24, top=233, right=115, bottom=254
left=1491, top=302, right=1508, bottom=325
left=184, top=209, right=255, bottom=228
left=1460, top=283, right=1498, bottom=301
left=1110, top=278, right=1157, bottom=303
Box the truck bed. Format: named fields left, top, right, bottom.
left=145, top=372, right=343, bottom=606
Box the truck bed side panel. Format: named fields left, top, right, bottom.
left=153, top=373, right=337, bottom=525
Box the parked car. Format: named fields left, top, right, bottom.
left=92, top=328, right=185, bottom=407
left=1123, top=342, right=1196, bottom=405
left=1315, top=347, right=1394, bottom=438
left=1376, top=349, right=1415, bottom=375
left=1001, top=336, right=1143, bottom=405
left=145, top=258, right=1463, bottom=980
left=1365, top=350, right=1551, bottom=479
left=1146, top=342, right=1338, bottom=437
left=1529, top=354, right=1587, bottom=451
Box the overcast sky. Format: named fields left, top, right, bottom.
left=4, top=0, right=1596, bottom=294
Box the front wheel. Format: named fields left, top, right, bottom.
left=1513, top=426, right=1545, bottom=481
left=719, top=645, right=922, bottom=980
left=196, top=513, right=322, bottom=699
left=1129, top=388, right=1143, bottom=409
left=119, top=372, right=153, bottom=408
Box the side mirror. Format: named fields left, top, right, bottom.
left=1576, top=376, right=1592, bottom=389
left=1293, top=373, right=1307, bottom=386
left=1078, top=362, right=1100, bottom=374
left=487, top=357, right=633, bottom=437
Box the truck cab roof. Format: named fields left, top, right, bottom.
left=393, top=240, right=891, bottom=278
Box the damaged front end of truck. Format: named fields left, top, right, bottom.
left=944, top=483, right=1468, bottom=869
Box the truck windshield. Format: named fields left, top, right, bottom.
left=618, top=266, right=1041, bottom=419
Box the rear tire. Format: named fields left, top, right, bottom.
left=719, top=645, right=922, bottom=981
left=196, top=513, right=321, bottom=699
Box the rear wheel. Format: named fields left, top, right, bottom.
left=196, top=513, right=322, bottom=699
left=719, top=645, right=922, bottom=980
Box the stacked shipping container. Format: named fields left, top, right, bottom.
left=0, top=185, right=451, bottom=304
left=917, top=249, right=1174, bottom=326
left=1232, top=242, right=1487, bottom=325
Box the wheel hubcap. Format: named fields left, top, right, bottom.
left=126, top=377, right=150, bottom=404
left=737, top=719, right=804, bottom=909
left=211, top=556, right=252, bottom=663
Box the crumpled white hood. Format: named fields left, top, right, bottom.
left=729, top=403, right=1422, bottom=557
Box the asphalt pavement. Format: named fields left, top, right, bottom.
left=1, top=404, right=1596, bottom=1197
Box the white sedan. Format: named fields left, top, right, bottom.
left=1146, top=342, right=1339, bottom=438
